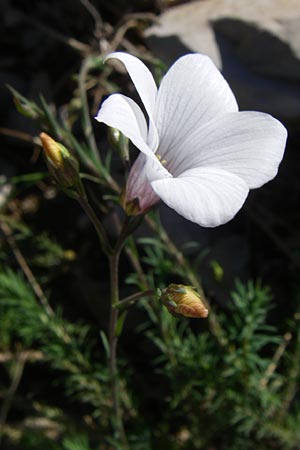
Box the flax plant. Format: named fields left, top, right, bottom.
left=2, top=49, right=293, bottom=450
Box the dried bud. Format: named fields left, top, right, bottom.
left=40, top=133, right=84, bottom=198
left=160, top=284, right=208, bottom=319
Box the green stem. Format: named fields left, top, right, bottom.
left=108, top=252, right=129, bottom=448
left=78, top=58, right=121, bottom=193
left=117, top=289, right=156, bottom=310
left=277, top=322, right=300, bottom=422
left=79, top=58, right=102, bottom=166
left=78, top=195, right=129, bottom=445
left=110, top=250, right=121, bottom=306
left=77, top=196, right=112, bottom=255
left=80, top=172, right=103, bottom=184
left=0, top=353, right=25, bottom=447
left=108, top=308, right=129, bottom=447
left=107, top=217, right=134, bottom=449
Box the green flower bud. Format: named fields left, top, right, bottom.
left=13, top=96, right=40, bottom=119
left=160, top=284, right=208, bottom=319
left=108, top=127, right=130, bottom=163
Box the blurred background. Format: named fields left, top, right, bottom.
left=1, top=1, right=300, bottom=449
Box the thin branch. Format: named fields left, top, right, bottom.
left=79, top=59, right=102, bottom=165
left=117, top=289, right=155, bottom=309
left=111, top=211, right=149, bottom=288
left=79, top=0, right=103, bottom=38
left=277, top=317, right=300, bottom=422
left=22, top=14, right=91, bottom=54
left=260, top=332, right=292, bottom=389
left=0, top=219, right=72, bottom=345
left=108, top=250, right=129, bottom=448
left=0, top=127, right=41, bottom=146
left=109, top=13, right=158, bottom=52
left=0, top=220, right=55, bottom=319
left=0, top=350, right=44, bottom=364
left=77, top=196, right=112, bottom=255
left=78, top=60, right=121, bottom=192
left=124, top=241, right=149, bottom=288
left=107, top=214, right=144, bottom=448
left=0, top=353, right=26, bottom=447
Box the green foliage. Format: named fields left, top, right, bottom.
left=0, top=220, right=73, bottom=276
left=18, top=432, right=62, bottom=450
left=4, top=248, right=300, bottom=450
left=62, top=434, right=91, bottom=450
left=0, top=267, right=112, bottom=447
left=135, top=280, right=300, bottom=450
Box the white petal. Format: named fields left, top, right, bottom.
left=106, top=52, right=157, bottom=117
left=106, top=52, right=159, bottom=150
left=165, top=111, right=287, bottom=189
left=95, top=93, right=155, bottom=160
left=150, top=167, right=249, bottom=227
left=154, top=53, right=238, bottom=158
left=145, top=156, right=172, bottom=182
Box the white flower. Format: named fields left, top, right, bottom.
left=95, top=52, right=287, bottom=227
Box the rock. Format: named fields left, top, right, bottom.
left=146, top=0, right=300, bottom=120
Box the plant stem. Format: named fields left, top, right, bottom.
left=22, top=13, right=91, bottom=54
left=77, top=196, right=112, bottom=255
left=107, top=215, right=139, bottom=448
left=0, top=352, right=26, bottom=447
left=277, top=318, right=300, bottom=422
left=108, top=246, right=129, bottom=449
left=110, top=250, right=121, bottom=307
left=0, top=220, right=54, bottom=319
left=78, top=195, right=129, bottom=445
left=117, top=289, right=155, bottom=310
left=79, top=59, right=102, bottom=166
left=78, top=58, right=121, bottom=193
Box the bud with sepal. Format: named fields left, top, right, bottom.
left=159, top=284, right=208, bottom=319
left=40, top=132, right=85, bottom=199
left=108, top=127, right=130, bottom=164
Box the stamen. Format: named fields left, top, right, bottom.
left=156, top=154, right=167, bottom=166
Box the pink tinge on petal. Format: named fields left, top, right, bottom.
left=122, top=154, right=160, bottom=215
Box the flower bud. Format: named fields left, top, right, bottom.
left=160, top=284, right=208, bottom=319
left=13, top=96, right=40, bottom=119
left=108, top=127, right=130, bottom=163
left=40, top=132, right=84, bottom=198
left=8, top=85, right=41, bottom=119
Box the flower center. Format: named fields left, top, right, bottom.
left=156, top=154, right=167, bottom=166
